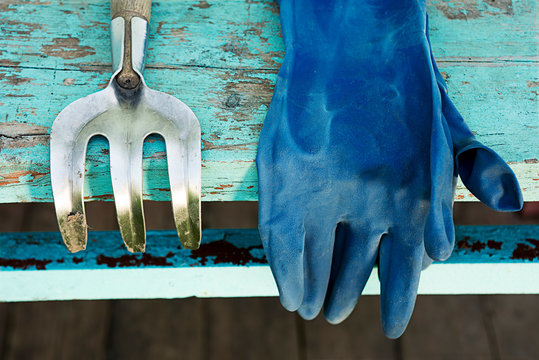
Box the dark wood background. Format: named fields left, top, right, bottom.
left=1, top=202, right=538, bottom=360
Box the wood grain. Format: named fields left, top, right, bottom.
left=0, top=302, right=8, bottom=359
left=303, top=295, right=397, bottom=360
left=401, top=296, right=492, bottom=360
left=0, top=0, right=537, bottom=202
left=2, top=301, right=110, bottom=360
left=109, top=298, right=205, bottom=360
left=111, top=0, right=152, bottom=21
left=484, top=295, right=539, bottom=360
left=205, top=297, right=300, bottom=360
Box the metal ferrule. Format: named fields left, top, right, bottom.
left=110, top=16, right=149, bottom=76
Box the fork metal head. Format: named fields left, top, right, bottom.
left=50, top=14, right=201, bottom=253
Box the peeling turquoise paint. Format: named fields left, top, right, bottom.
left=1, top=226, right=538, bottom=301
left=0, top=0, right=537, bottom=203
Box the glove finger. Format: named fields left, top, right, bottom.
left=379, top=227, right=424, bottom=339
left=424, top=114, right=456, bottom=261
left=323, top=222, right=381, bottom=324
left=296, top=219, right=338, bottom=320
left=439, top=89, right=523, bottom=211
left=258, top=211, right=306, bottom=311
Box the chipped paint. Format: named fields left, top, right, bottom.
left=0, top=170, right=48, bottom=187
left=0, top=0, right=537, bottom=202
left=434, top=0, right=514, bottom=20
left=487, top=240, right=503, bottom=250
left=41, top=37, right=96, bottom=59
left=511, top=238, right=539, bottom=261
left=457, top=236, right=486, bottom=252
left=0, top=258, right=52, bottom=270
left=192, top=1, right=212, bottom=10
left=1, top=227, right=539, bottom=302
left=189, top=240, right=266, bottom=266
left=96, top=252, right=175, bottom=267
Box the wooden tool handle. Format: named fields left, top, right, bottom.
left=111, top=0, right=152, bottom=22
left=111, top=0, right=151, bottom=89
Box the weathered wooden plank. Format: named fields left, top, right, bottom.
left=0, top=302, right=8, bottom=358
left=205, top=298, right=300, bottom=360
left=0, top=0, right=537, bottom=202
left=401, top=296, right=492, bottom=360
left=0, top=64, right=536, bottom=202
left=303, top=296, right=397, bottom=360
left=2, top=301, right=110, bottom=360
left=0, top=226, right=538, bottom=301
left=428, top=0, right=537, bottom=61
left=484, top=295, right=539, bottom=360
left=0, top=1, right=535, bottom=70
left=109, top=299, right=205, bottom=360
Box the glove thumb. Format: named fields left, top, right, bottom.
left=440, top=88, right=523, bottom=211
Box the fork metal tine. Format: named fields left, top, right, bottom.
left=50, top=137, right=88, bottom=252
left=165, top=128, right=201, bottom=249
left=109, top=133, right=146, bottom=252
left=50, top=90, right=115, bottom=252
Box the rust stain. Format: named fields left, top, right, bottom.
left=527, top=81, right=539, bottom=88
left=486, top=240, right=502, bottom=250
left=41, top=36, right=96, bottom=60
left=96, top=252, right=175, bottom=267
left=214, top=184, right=233, bottom=190
left=511, top=238, right=539, bottom=261
left=457, top=236, right=486, bottom=252
left=84, top=194, right=114, bottom=200
left=5, top=94, right=33, bottom=97
left=0, top=258, right=52, bottom=270
left=524, top=159, right=538, bottom=164
left=189, top=240, right=266, bottom=266
left=72, top=257, right=83, bottom=264
left=0, top=170, right=47, bottom=187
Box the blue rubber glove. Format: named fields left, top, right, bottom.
left=256, top=0, right=523, bottom=338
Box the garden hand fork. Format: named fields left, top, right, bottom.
left=50, top=0, right=201, bottom=253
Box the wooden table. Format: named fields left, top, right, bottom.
left=1, top=0, right=538, bottom=301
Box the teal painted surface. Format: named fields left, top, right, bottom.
left=1, top=226, right=538, bottom=300
left=0, top=0, right=537, bottom=202
left=1, top=226, right=538, bottom=271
